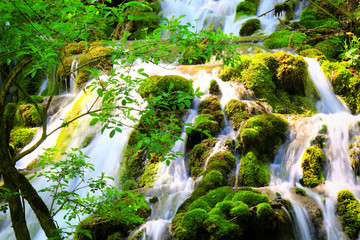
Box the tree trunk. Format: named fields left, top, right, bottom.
left=0, top=57, right=60, bottom=239
left=3, top=165, right=60, bottom=239
left=2, top=174, right=31, bottom=240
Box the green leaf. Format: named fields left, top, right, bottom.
left=89, top=118, right=99, bottom=126
left=109, top=129, right=115, bottom=138
left=122, top=99, right=126, bottom=106
left=97, top=88, right=103, bottom=97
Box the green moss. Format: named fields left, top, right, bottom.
left=314, top=37, right=343, bottom=60
left=198, top=96, right=221, bottom=113
left=273, top=52, right=308, bottom=96
left=232, top=190, right=269, bottom=207
left=218, top=55, right=252, bottom=82
left=188, top=138, right=217, bottom=178
left=236, top=113, right=288, bottom=160
left=239, top=151, right=270, bottom=187
left=75, top=193, right=151, bottom=240
left=76, top=46, right=113, bottom=88
left=121, top=180, right=138, bottom=191
left=187, top=118, right=220, bottom=149
left=299, top=146, right=325, bottom=188
left=263, top=30, right=307, bottom=49
left=225, top=99, right=248, bottom=131
left=299, top=48, right=323, bottom=58
left=294, top=187, right=307, bottom=196
left=4, top=103, right=17, bottom=131
left=205, top=151, right=236, bottom=177
left=19, top=104, right=43, bottom=127
left=138, top=162, right=159, bottom=188
left=235, top=1, right=257, bottom=20
left=131, top=11, right=160, bottom=40
left=199, top=187, right=235, bottom=208
left=299, top=7, right=339, bottom=29
left=203, top=214, right=242, bottom=239
left=230, top=201, right=249, bottom=222
left=64, top=41, right=87, bottom=56
left=179, top=208, right=209, bottom=240
left=189, top=199, right=211, bottom=212
left=9, top=127, right=37, bottom=151
left=239, top=18, right=260, bottom=36
left=337, top=190, right=360, bottom=240
left=209, top=79, right=220, bottom=95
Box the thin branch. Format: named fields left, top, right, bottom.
left=12, top=106, right=141, bottom=163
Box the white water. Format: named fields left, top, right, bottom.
left=269, top=58, right=360, bottom=240
left=160, top=0, right=290, bottom=37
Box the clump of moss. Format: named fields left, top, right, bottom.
left=321, top=61, right=360, bottom=114
left=273, top=0, right=298, bottom=21
left=224, top=99, right=248, bottom=130
left=314, top=37, right=343, bottom=60
left=139, top=75, right=193, bottom=99
left=263, top=29, right=307, bottom=49
left=294, top=187, right=307, bottom=196
left=74, top=192, right=151, bottom=240
left=235, top=0, right=260, bottom=20
left=336, top=190, right=360, bottom=240
left=209, top=79, right=220, bottom=95
left=219, top=52, right=317, bottom=115
left=299, top=146, right=325, bottom=188
left=9, top=127, right=37, bottom=152
left=19, top=104, right=43, bottom=127
left=76, top=46, right=114, bottom=88
left=236, top=113, right=287, bottom=158
left=188, top=138, right=217, bottom=178
left=236, top=113, right=287, bottom=187
left=239, top=18, right=260, bottom=36
left=187, top=96, right=223, bottom=149
left=239, top=152, right=270, bottom=187
left=205, top=151, right=236, bottom=177
left=64, top=41, right=87, bottom=56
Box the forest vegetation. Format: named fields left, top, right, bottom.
left=1, top=0, right=360, bottom=239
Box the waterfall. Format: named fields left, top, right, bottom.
left=160, top=0, right=301, bottom=37
left=269, top=57, right=360, bottom=240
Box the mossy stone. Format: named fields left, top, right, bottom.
left=239, top=18, right=261, bottom=36
left=239, top=151, right=270, bottom=187
left=209, top=79, right=220, bottom=95
left=337, top=190, right=360, bottom=240
left=299, top=146, right=325, bottom=188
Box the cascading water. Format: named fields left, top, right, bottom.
left=268, top=57, right=360, bottom=240
left=160, top=0, right=294, bottom=37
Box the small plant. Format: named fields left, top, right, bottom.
left=340, top=33, right=360, bottom=69
left=294, top=186, right=307, bottom=196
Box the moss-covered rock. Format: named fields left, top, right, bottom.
left=263, top=29, right=307, bottom=49
left=239, top=151, right=270, bottom=187
left=321, top=60, right=360, bottom=114
left=209, top=79, right=220, bottom=95
left=219, top=52, right=316, bottom=115
left=236, top=113, right=288, bottom=159
left=235, top=0, right=260, bottom=20
left=19, top=104, right=43, bottom=127
left=299, top=146, right=325, bottom=188
left=9, top=127, right=37, bottom=152
left=205, top=150, right=236, bottom=177
left=273, top=52, right=308, bottom=96
left=239, top=18, right=261, bottom=36
left=139, top=75, right=193, bottom=99
left=186, top=118, right=220, bottom=149
left=314, top=37, right=343, bottom=60
left=337, top=190, right=360, bottom=240
left=188, top=138, right=217, bottom=178
left=172, top=186, right=293, bottom=240
left=225, top=99, right=248, bottom=130
left=74, top=193, right=151, bottom=240
left=198, top=96, right=221, bottom=113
